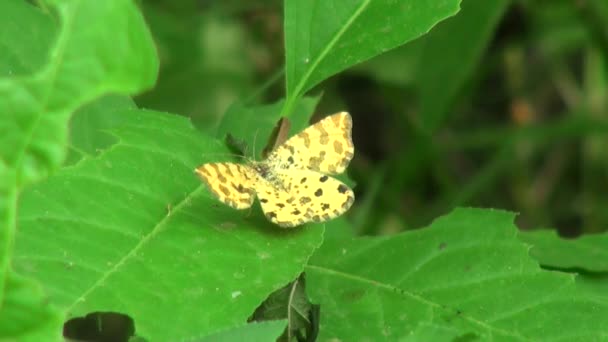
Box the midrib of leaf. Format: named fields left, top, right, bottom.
left=0, top=3, right=75, bottom=303
left=66, top=178, right=208, bottom=312
left=286, top=277, right=309, bottom=341
left=304, top=264, right=530, bottom=341
left=14, top=3, right=75, bottom=180
left=281, top=0, right=371, bottom=117
left=286, top=278, right=297, bottom=341
left=0, top=187, right=18, bottom=305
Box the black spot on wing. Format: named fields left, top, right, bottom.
left=219, top=184, right=231, bottom=197
left=232, top=182, right=247, bottom=194
left=299, top=197, right=311, bottom=205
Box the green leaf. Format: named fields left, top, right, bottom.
left=356, top=0, right=509, bottom=131
left=576, top=273, right=608, bottom=301
left=194, top=320, right=287, bottom=342
left=0, top=0, right=56, bottom=77
left=519, top=229, right=608, bottom=272
left=136, top=6, right=257, bottom=128
left=413, top=0, right=509, bottom=131
left=401, top=322, right=473, bottom=341
left=306, top=208, right=608, bottom=340
left=0, top=0, right=157, bottom=189
left=14, top=109, right=324, bottom=340
left=66, top=95, right=138, bottom=165
left=283, top=0, right=462, bottom=115
left=250, top=274, right=319, bottom=342
left=0, top=0, right=158, bottom=336
left=0, top=272, right=63, bottom=342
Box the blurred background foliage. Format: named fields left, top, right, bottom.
left=135, top=0, right=608, bottom=237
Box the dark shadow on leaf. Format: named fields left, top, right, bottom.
left=249, top=273, right=320, bottom=342
left=63, top=311, right=144, bottom=342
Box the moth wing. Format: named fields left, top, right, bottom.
left=267, top=112, right=354, bottom=174
left=256, top=169, right=354, bottom=228
left=195, top=163, right=257, bottom=209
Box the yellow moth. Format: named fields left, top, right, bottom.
left=195, top=112, right=355, bottom=227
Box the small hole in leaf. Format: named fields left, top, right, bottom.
left=63, top=311, right=141, bottom=342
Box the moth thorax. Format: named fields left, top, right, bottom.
left=252, top=163, right=272, bottom=179
left=253, top=162, right=286, bottom=189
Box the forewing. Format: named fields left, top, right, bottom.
left=256, top=169, right=355, bottom=228
left=195, top=163, right=257, bottom=209
left=267, top=112, right=354, bottom=174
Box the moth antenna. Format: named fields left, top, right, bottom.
left=199, top=151, right=248, bottom=163
left=251, top=129, right=260, bottom=160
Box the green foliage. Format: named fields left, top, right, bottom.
left=519, top=229, right=608, bottom=272
left=307, top=209, right=608, bottom=340
left=282, top=0, right=461, bottom=115
left=194, top=320, right=287, bottom=342
left=2, top=0, right=608, bottom=341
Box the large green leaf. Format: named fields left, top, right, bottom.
left=412, top=0, right=509, bottom=130
left=519, top=229, right=608, bottom=272
left=136, top=6, right=256, bottom=129
left=0, top=1, right=157, bottom=339
left=66, top=95, right=138, bottom=165
left=0, top=0, right=157, bottom=189
left=14, top=109, right=324, bottom=340
left=196, top=320, right=287, bottom=342
left=306, top=208, right=608, bottom=340
left=0, top=0, right=56, bottom=77
left=282, top=0, right=462, bottom=115
left=0, top=272, right=62, bottom=342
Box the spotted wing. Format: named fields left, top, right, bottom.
left=266, top=112, right=354, bottom=174
left=255, top=169, right=355, bottom=228
left=195, top=163, right=257, bottom=209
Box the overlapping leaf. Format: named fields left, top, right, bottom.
left=1, top=0, right=157, bottom=340
left=14, top=109, right=324, bottom=340
left=306, top=208, right=608, bottom=340
left=520, top=229, right=608, bottom=272
left=283, top=0, right=461, bottom=114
